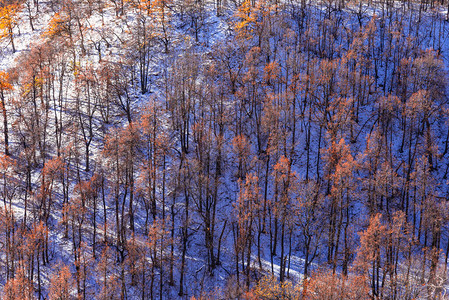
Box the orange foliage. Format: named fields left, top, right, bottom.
left=0, top=71, right=13, bottom=92
left=0, top=3, right=20, bottom=51
left=3, top=269, right=35, bottom=300
left=43, top=12, right=69, bottom=39
left=48, top=263, right=74, bottom=300
left=304, top=270, right=370, bottom=300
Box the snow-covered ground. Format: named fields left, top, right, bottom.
left=1, top=0, right=449, bottom=298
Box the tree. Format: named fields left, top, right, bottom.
left=323, top=138, right=357, bottom=274
left=136, top=100, right=170, bottom=227
left=43, top=12, right=70, bottom=40
left=48, top=263, right=75, bottom=300
left=95, top=246, right=120, bottom=300
left=354, top=212, right=410, bottom=299
left=271, top=155, right=297, bottom=282
left=147, top=218, right=173, bottom=299
left=0, top=206, right=18, bottom=284
left=126, top=0, right=158, bottom=94
left=74, top=64, right=99, bottom=171
left=233, top=172, right=262, bottom=287
left=295, top=180, right=325, bottom=278
left=39, top=156, right=64, bottom=226
left=3, top=269, right=35, bottom=300
left=251, top=275, right=300, bottom=300
left=0, top=153, right=16, bottom=210
left=102, top=123, right=139, bottom=266
left=303, top=269, right=369, bottom=300
left=19, top=222, right=49, bottom=299
left=153, top=0, right=173, bottom=52
left=0, top=71, right=13, bottom=156
left=0, top=3, right=20, bottom=53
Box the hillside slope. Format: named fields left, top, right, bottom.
left=1, top=0, right=449, bottom=299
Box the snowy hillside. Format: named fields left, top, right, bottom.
left=0, top=0, right=449, bottom=299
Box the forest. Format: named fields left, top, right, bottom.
left=0, top=0, right=448, bottom=298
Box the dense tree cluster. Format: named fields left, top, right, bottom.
left=0, top=0, right=449, bottom=298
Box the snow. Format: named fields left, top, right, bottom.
left=0, top=0, right=449, bottom=298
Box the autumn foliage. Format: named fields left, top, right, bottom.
left=0, top=0, right=449, bottom=298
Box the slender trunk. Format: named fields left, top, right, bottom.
left=1, top=90, right=9, bottom=156
left=178, top=188, right=189, bottom=296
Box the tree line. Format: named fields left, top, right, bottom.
left=0, top=0, right=448, bottom=298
